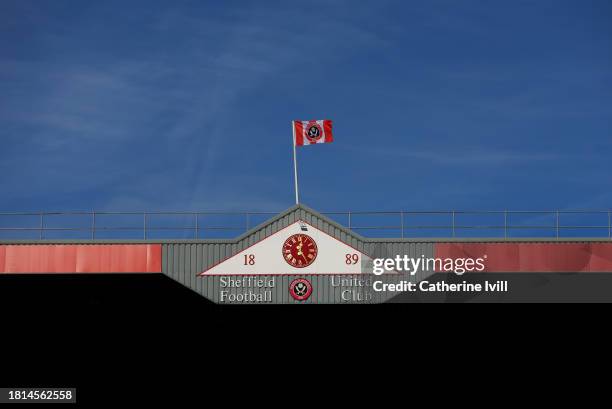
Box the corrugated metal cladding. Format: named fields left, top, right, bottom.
left=162, top=204, right=437, bottom=304
left=4, top=204, right=611, bottom=303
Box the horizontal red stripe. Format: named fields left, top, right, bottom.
left=0, top=244, right=161, bottom=273
left=435, top=243, right=612, bottom=272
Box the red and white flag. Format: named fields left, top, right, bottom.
left=293, top=120, right=333, bottom=146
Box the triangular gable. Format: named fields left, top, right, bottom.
left=230, top=203, right=366, bottom=244
left=198, top=204, right=371, bottom=276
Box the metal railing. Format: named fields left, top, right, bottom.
left=0, top=210, right=611, bottom=240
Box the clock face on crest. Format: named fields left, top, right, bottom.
left=282, top=234, right=318, bottom=268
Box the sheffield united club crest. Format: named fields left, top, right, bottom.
left=289, top=278, right=313, bottom=301
left=305, top=121, right=323, bottom=143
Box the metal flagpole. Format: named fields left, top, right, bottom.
left=292, top=121, right=300, bottom=204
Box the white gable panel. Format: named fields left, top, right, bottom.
left=200, top=220, right=371, bottom=276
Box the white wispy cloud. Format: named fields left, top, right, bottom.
left=1, top=2, right=392, bottom=210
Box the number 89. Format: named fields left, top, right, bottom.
left=345, top=254, right=359, bottom=264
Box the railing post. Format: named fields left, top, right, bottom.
left=39, top=212, right=43, bottom=240
left=451, top=211, right=455, bottom=238
left=504, top=210, right=508, bottom=239
left=400, top=211, right=404, bottom=238
left=556, top=211, right=560, bottom=239
left=143, top=212, right=147, bottom=240
left=91, top=211, right=96, bottom=240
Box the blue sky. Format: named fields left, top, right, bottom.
left=1, top=0, right=611, bottom=214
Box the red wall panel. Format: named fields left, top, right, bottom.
left=0, top=244, right=161, bottom=273
left=0, top=246, right=5, bottom=272
left=5, top=242, right=612, bottom=274
left=435, top=242, right=612, bottom=272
